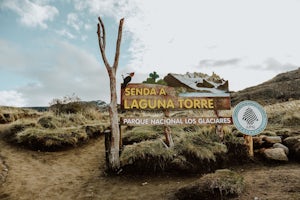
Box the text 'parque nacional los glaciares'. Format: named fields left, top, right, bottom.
left=121, top=117, right=233, bottom=126
left=121, top=83, right=231, bottom=110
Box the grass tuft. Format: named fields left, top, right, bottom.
left=122, top=126, right=161, bottom=145
left=120, top=140, right=175, bottom=172
left=175, top=169, right=244, bottom=200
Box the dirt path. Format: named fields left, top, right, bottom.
left=236, top=163, right=300, bottom=200
left=0, top=136, right=197, bottom=200
left=0, top=134, right=300, bottom=200
left=0, top=135, right=105, bottom=200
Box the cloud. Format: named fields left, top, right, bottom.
left=56, top=29, right=76, bottom=39
left=198, top=58, right=241, bottom=68
left=0, top=90, right=26, bottom=107
left=0, top=37, right=113, bottom=106
left=1, top=0, right=59, bottom=29
left=247, top=58, right=298, bottom=72
left=0, top=39, right=28, bottom=70
left=67, top=13, right=82, bottom=31
left=73, top=0, right=139, bottom=20
left=84, top=24, right=92, bottom=30
left=264, top=58, right=298, bottom=72
left=16, top=40, right=112, bottom=106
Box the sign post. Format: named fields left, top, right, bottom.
left=233, top=100, right=268, bottom=157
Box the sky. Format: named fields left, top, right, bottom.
left=0, top=0, right=299, bottom=107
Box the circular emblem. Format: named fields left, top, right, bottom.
left=233, top=100, right=268, bottom=136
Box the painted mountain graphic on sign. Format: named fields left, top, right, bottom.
left=164, top=72, right=229, bottom=97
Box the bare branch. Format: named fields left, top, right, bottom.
left=98, top=17, right=106, bottom=49
left=97, top=17, right=111, bottom=69
left=113, top=18, right=124, bottom=72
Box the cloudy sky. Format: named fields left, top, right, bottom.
left=0, top=0, right=299, bottom=107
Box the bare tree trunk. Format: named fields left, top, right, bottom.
left=97, top=17, right=124, bottom=172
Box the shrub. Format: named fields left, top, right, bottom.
left=122, top=126, right=161, bottom=145
left=0, top=119, right=37, bottom=142
left=37, top=116, right=57, bottom=129
left=0, top=107, right=40, bottom=124
left=120, top=128, right=228, bottom=173
left=1, top=114, right=109, bottom=151
left=175, top=169, right=244, bottom=200
left=174, top=132, right=227, bottom=162
left=14, top=127, right=88, bottom=150
left=50, top=101, right=84, bottom=115
left=120, top=140, right=175, bottom=173
left=281, top=112, right=300, bottom=126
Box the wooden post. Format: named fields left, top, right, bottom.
left=104, top=129, right=112, bottom=168
left=119, top=124, right=123, bottom=151
left=164, top=110, right=174, bottom=147
left=164, top=126, right=174, bottom=147
left=244, top=135, right=254, bottom=157
left=214, top=110, right=224, bottom=141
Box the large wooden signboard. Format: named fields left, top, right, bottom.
left=120, top=83, right=232, bottom=126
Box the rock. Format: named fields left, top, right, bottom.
left=283, top=136, right=300, bottom=161
left=0, top=157, right=8, bottom=184
left=253, top=136, right=265, bottom=149
left=263, top=148, right=288, bottom=161
left=273, top=143, right=289, bottom=155
left=141, top=182, right=148, bottom=186
left=262, top=136, right=282, bottom=144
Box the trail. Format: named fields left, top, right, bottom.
left=0, top=135, right=195, bottom=200
left=0, top=134, right=105, bottom=200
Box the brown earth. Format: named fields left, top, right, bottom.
left=0, top=123, right=299, bottom=200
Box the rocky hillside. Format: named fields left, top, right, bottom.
left=231, top=68, right=300, bottom=106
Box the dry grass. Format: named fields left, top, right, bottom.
left=0, top=106, right=109, bottom=151
left=120, top=126, right=232, bottom=173
left=15, top=127, right=88, bottom=149
left=281, top=112, right=300, bottom=126
left=265, top=100, right=300, bottom=127
left=0, top=107, right=41, bottom=124
left=174, top=131, right=227, bottom=162
left=174, top=169, right=244, bottom=200
left=120, top=140, right=175, bottom=172
left=122, top=126, right=161, bottom=145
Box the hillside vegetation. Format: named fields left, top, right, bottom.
left=0, top=102, right=109, bottom=151
left=231, top=68, right=300, bottom=105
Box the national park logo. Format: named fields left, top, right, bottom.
left=233, top=100, right=268, bottom=136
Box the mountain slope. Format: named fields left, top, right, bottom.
left=231, top=68, right=300, bottom=106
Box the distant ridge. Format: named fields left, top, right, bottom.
left=231, top=68, right=300, bottom=106
left=24, top=100, right=108, bottom=112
